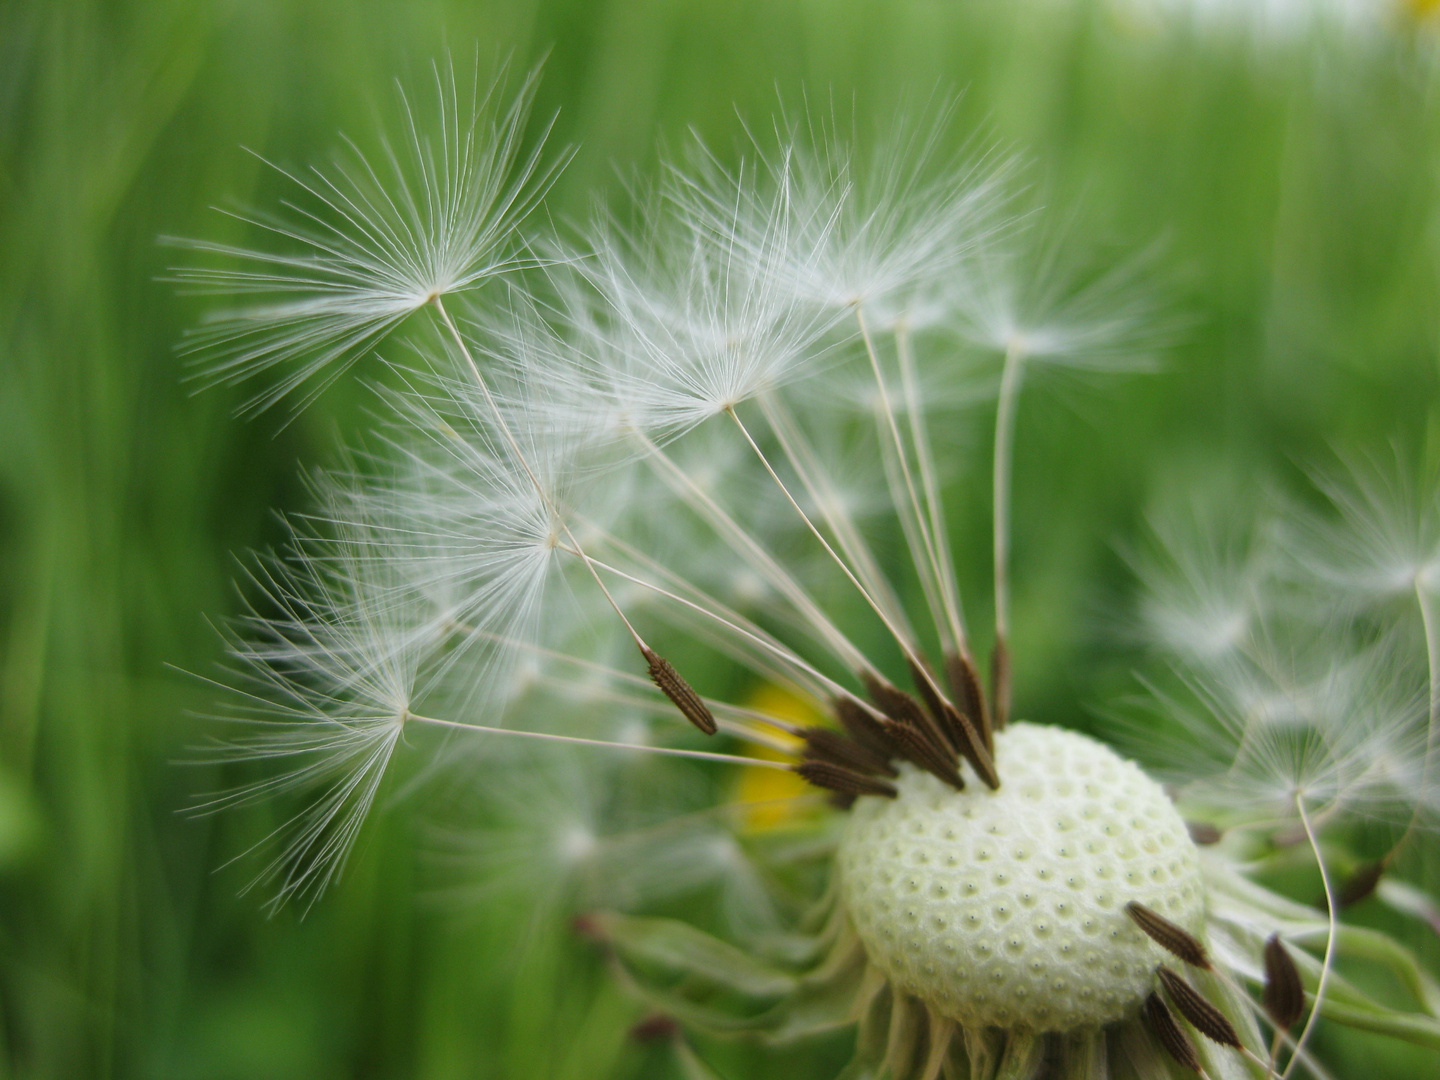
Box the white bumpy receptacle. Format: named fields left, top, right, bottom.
left=838, top=723, right=1206, bottom=1031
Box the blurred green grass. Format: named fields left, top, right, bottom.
left=3, top=1, right=1440, bottom=1076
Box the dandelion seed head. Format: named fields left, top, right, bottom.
left=1128, top=456, right=1440, bottom=834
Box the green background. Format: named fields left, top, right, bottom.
left=3, top=0, right=1440, bottom=1076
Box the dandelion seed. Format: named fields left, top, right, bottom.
left=1142, top=992, right=1203, bottom=1074
left=171, top=58, right=563, bottom=415
left=1289, top=451, right=1440, bottom=613
left=674, top=99, right=1012, bottom=315
left=1262, top=934, right=1305, bottom=1031
left=1156, top=967, right=1241, bottom=1049
left=1126, top=903, right=1211, bottom=970
left=1130, top=484, right=1274, bottom=667
left=570, top=169, right=850, bottom=439
left=794, top=760, right=898, bottom=799
left=1142, top=629, right=1431, bottom=826
left=191, top=511, right=426, bottom=911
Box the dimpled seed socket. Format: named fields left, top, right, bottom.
left=838, top=723, right=1206, bottom=1031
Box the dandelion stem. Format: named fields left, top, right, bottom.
left=431, top=295, right=653, bottom=656
left=726, top=404, right=961, bottom=722
left=992, top=336, right=1027, bottom=727
left=571, top=547, right=888, bottom=723
left=1391, top=581, right=1440, bottom=862
left=456, top=626, right=806, bottom=738
left=758, top=394, right=917, bottom=647
left=1240, top=1045, right=1279, bottom=1078
left=1419, top=580, right=1439, bottom=768
left=726, top=405, right=890, bottom=640
left=1280, top=796, right=1336, bottom=1080
left=895, top=323, right=971, bottom=657
left=856, top=306, right=953, bottom=654
left=631, top=425, right=874, bottom=674
left=571, top=518, right=841, bottom=703
left=405, top=712, right=794, bottom=769
left=1375, top=580, right=1439, bottom=868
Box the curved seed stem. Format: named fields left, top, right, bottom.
left=1280, top=796, right=1336, bottom=1080
left=1391, top=581, right=1440, bottom=862
left=992, top=337, right=1027, bottom=727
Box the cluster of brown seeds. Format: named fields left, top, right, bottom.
left=1127, top=901, right=1308, bottom=1076
left=646, top=625, right=1005, bottom=805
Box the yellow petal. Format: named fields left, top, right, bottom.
left=731, top=685, right=820, bottom=832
